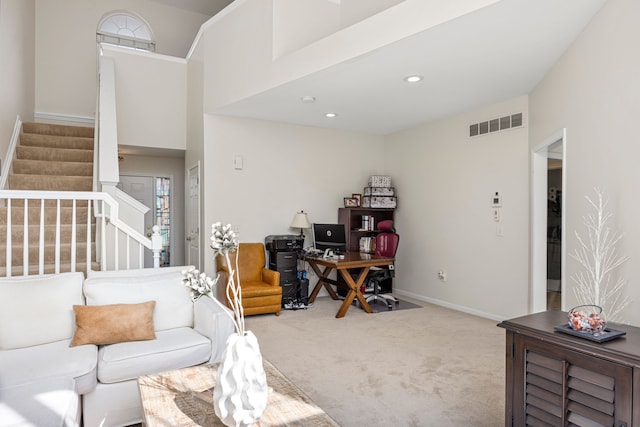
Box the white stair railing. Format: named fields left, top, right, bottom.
left=0, top=116, right=22, bottom=190
left=0, top=190, right=162, bottom=277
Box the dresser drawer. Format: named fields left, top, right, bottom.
left=279, top=269, right=297, bottom=284
left=269, top=251, right=297, bottom=269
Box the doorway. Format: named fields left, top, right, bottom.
left=546, top=145, right=563, bottom=310
left=186, top=163, right=201, bottom=268
left=118, top=175, right=155, bottom=267
left=531, top=129, right=566, bottom=313
left=119, top=174, right=173, bottom=267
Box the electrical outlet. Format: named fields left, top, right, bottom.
left=438, top=270, right=446, bottom=281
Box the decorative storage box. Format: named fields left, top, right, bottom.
left=368, top=175, right=391, bottom=187
left=363, top=187, right=395, bottom=197
left=362, top=196, right=397, bottom=209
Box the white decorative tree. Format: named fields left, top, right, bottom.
left=570, top=188, right=630, bottom=322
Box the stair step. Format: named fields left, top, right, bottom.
left=0, top=206, right=93, bottom=224
left=0, top=242, right=97, bottom=265
left=0, top=262, right=101, bottom=277
left=16, top=145, right=93, bottom=163
left=16, top=146, right=93, bottom=162
left=22, top=122, right=94, bottom=138
left=8, top=175, right=93, bottom=191
left=20, top=132, right=94, bottom=150
left=12, top=159, right=93, bottom=176
left=0, top=224, right=95, bottom=245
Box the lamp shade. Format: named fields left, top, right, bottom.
left=290, top=212, right=311, bottom=229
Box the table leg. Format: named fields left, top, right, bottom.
left=307, top=264, right=339, bottom=304
left=336, top=267, right=372, bottom=318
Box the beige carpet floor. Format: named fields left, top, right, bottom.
left=245, top=297, right=505, bottom=426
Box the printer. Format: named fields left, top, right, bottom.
left=264, top=234, right=303, bottom=251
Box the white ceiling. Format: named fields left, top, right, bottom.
left=150, top=0, right=606, bottom=136
left=212, top=0, right=606, bottom=135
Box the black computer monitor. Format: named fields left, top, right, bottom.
left=312, top=223, right=347, bottom=252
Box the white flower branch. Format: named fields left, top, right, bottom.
left=570, top=188, right=630, bottom=321
left=183, top=268, right=242, bottom=334
left=210, top=222, right=246, bottom=336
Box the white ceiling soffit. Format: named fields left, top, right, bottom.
left=214, top=0, right=606, bottom=135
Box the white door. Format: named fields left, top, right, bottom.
left=119, top=175, right=155, bottom=267
left=186, top=163, right=200, bottom=268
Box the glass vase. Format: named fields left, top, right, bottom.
left=568, top=304, right=607, bottom=335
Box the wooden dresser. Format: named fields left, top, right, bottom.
left=498, top=310, right=640, bottom=427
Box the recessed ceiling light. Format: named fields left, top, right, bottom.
left=404, top=75, right=423, bottom=83
left=301, top=96, right=316, bottom=103
left=324, top=112, right=338, bottom=118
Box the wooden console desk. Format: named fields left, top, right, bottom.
left=303, top=252, right=394, bottom=318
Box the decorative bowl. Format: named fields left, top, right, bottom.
left=568, top=305, right=606, bottom=335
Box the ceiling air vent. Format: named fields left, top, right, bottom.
left=469, top=112, right=524, bottom=138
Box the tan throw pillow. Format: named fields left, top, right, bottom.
left=70, top=301, right=156, bottom=347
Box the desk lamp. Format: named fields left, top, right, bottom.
left=290, top=211, right=311, bottom=245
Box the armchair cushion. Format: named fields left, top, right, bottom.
left=70, top=301, right=156, bottom=347
left=262, top=268, right=280, bottom=286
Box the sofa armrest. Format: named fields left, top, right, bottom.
left=261, top=268, right=280, bottom=286
left=193, top=297, right=235, bottom=363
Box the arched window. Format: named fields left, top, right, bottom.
left=97, top=12, right=155, bottom=52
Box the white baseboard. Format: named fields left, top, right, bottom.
left=33, top=111, right=95, bottom=126
left=393, top=289, right=506, bottom=322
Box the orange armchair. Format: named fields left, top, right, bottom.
left=216, top=243, right=282, bottom=316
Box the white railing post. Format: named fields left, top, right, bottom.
left=151, top=225, right=162, bottom=269
left=22, top=199, right=28, bottom=276
left=55, top=199, right=61, bottom=274
left=38, top=199, right=45, bottom=275
left=86, top=199, right=92, bottom=275
left=6, top=199, right=11, bottom=277
left=70, top=200, right=77, bottom=272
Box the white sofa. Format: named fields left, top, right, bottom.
left=0, top=266, right=235, bottom=427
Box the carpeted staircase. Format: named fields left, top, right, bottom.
left=0, top=122, right=99, bottom=275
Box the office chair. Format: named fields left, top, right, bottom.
left=364, top=220, right=400, bottom=310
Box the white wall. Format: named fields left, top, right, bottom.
left=272, top=0, right=403, bottom=59
left=0, top=0, right=35, bottom=161
left=386, top=96, right=530, bottom=320
left=34, top=0, right=210, bottom=121
left=272, top=0, right=339, bottom=59
left=186, top=47, right=206, bottom=268
left=201, top=115, right=385, bottom=275
left=530, top=0, right=640, bottom=325
left=103, top=46, right=187, bottom=151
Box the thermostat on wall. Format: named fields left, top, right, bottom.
left=491, top=192, right=502, bottom=207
